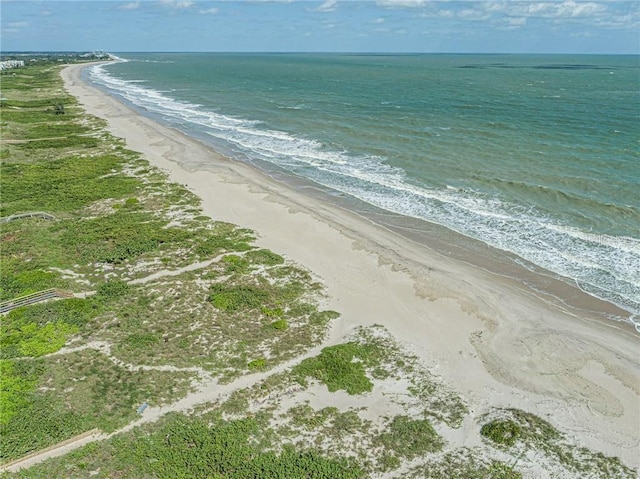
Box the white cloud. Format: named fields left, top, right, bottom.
left=199, top=7, right=219, bottom=14
left=446, top=1, right=635, bottom=30
left=160, top=0, right=194, bottom=9
left=377, top=0, right=426, bottom=8
left=118, top=1, right=140, bottom=10
left=373, top=17, right=385, bottom=24
left=556, top=1, right=606, bottom=18
left=594, top=11, right=639, bottom=29
left=7, top=21, right=28, bottom=28
left=458, top=8, right=490, bottom=20
left=316, top=0, right=338, bottom=12
left=420, top=8, right=455, bottom=18
left=481, top=1, right=608, bottom=20
left=498, top=16, right=527, bottom=30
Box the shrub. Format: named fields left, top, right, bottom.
left=293, top=343, right=374, bottom=395
left=96, top=280, right=130, bottom=300
left=0, top=360, right=39, bottom=426
left=123, top=197, right=139, bottom=208
left=480, top=419, right=522, bottom=447
left=246, top=249, right=284, bottom=266
left=271, top=319, right=288, bottom=330
left=248, top=358, right=266, bottom=370
left=125, top=332, right=160, bottom=349
left=374, top=415, right=444, bottom=459
left=209, top=284, right=269, bottom=313
left=17, top=321, right=79, bottom=357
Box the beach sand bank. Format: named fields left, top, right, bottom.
left=62, top=62, right=639, bottom=470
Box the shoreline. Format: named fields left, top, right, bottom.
left=83, top=60, right=638, bottom=333
left=63, top=62, right=640, bottom=469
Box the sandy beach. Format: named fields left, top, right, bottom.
left=62, top=62, right=639, bottom=471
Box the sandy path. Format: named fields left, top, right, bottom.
left=128, top=251, right=247, bottom=285
left=54, top=63, right=640, bottom=471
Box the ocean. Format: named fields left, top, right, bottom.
left=86, top=53, right=640, bottom=327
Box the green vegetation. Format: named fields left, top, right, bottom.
left=0, top=350, right=195, bottom=462
left=480, top=409, right=562, bottom=451
left=8, top=414, right=364, bottom=479
left=0, top=156, right=137, bottom=216
left=271, top=318, right=288, bottom=330
left=480, top=418, right=522, bottom=446
left=0, top=299, right=99, bottom=359
left=289, top=404, right=340, bottom=429
left=210, top=283, right=270, bottom=312
left=0, top=360, right=40, bottom=426
left=245, top=248, right=285, bottom=266
left=95, top=280, right=130, bottom=300
left=398, top=451, right=522, bottom=479
left=480, top=409, right=635, bottom=478
left=247, top=358, right=266, bottom=370
left=293, top=342, right=378, bottom=394
left=374, top=415, right=443, bottom=460
left=210, top=328, right=463, bottom=475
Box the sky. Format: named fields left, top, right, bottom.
left=1, top=1, right=639, bottom=54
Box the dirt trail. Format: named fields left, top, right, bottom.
left=47, top=341, right=211, bottom=377
left=128, top=253, right=234, bottom=285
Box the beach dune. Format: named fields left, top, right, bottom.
left=62, top=63, right=639, bottom=470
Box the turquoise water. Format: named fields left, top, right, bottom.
left=88, top=53, right=640, bottom=321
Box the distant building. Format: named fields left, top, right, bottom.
left=0, top=60, right=25, bottom=71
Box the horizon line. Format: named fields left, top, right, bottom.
left=2, top=50, right=639, bottom=56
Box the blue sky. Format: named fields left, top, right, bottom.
left=1, top=1, right=639, bottom=53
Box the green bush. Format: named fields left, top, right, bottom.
left=246, top=249, right=285, bottom=266
left=0, top=394, right=92, bottom=461
left=480, top=419, right=522, bottom=446
left=262, top=306, right=284, bottom=317
left=271, top=319, right=288, bottom=330
left=0, top=360, right=39, bottom=426
left=247, top=358, right=266, bottom=370
left=125, top=333, right=160, bottom=349
left=0, top=266, right=62, bottom=300
left=223, top=255, right=250, bottom=274
left=209, top=284, right=269, bottom=312
left=96, top=280, right=130, bottom=300
left=123, top=197, right=140, bottom=208
left=1, top=299, right=97, bottom=359
left=58, top=211, right=191, bottom=264
left=0, top=155, right=138, bottom=216
left=16, top=136, right=99, bottom=150
left=112, top=415, right=364, bottom=478
left=193, top=224, right=254, bottom=257
left=293, top=343, right=374, bottom=395
left=16, top=322, right=79, bottom=357
left=374, top=415, right=444, bottom=459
